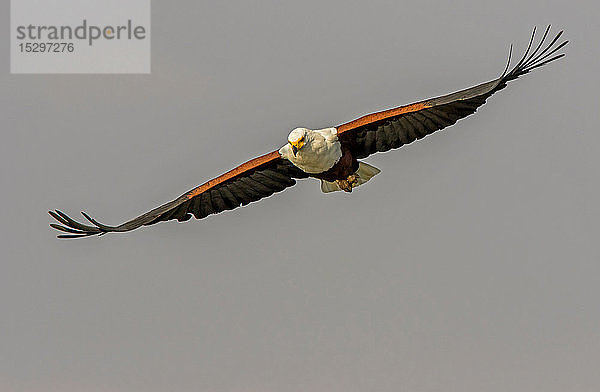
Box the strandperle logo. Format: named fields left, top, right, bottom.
left=15, top=19, right=147, bottom=46
left=11, top=0, right=151, bottom=74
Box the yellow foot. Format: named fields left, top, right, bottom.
left=347, top=174, right=359, bottom=187
left=336, top=179, right=353, bottom=193
left=336, top=174, right=359, bottom=193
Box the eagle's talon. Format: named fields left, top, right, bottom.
left=336, top=179, right=353, bottom=193
left=347, top=174, right=359, bottom=187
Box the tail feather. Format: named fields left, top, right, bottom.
left=320, top=161, right=381, bottom=193
left=355, top=161, right=381, bottom=185
left=320, top=180, right=341, bottom=193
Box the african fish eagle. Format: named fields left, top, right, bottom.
left=49, top=26, right=567, bottom=238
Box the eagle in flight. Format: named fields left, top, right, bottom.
left=50, top=26, right=567, bottom=238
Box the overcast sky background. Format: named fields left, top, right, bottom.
left=1, top=1, right=599, bottom=391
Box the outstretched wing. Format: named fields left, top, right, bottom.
left=336, top=26, right=568, bottom=159
left=49, top=151, right=308, bottom=238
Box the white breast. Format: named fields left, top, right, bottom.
left=279, top=127, right=342, bottom=174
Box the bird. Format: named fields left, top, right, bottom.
left=49, top=26, right=567, bottom=238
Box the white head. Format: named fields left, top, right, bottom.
left=287, top=127, right=309, bottom=156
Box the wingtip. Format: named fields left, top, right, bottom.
left=501, top=25, right=568, bottom=82
left=48, top=208, right=107, bottom=239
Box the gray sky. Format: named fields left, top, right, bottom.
left=2, top=1, right=599, bottom=391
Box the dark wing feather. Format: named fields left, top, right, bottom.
left=337, top=26, right=568, bottom=159
left=49, top=151, right=308, bottom=238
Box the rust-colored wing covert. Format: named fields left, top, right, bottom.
left=49, top=150, right=308, bottom=238
left=337, top=26, right=568, bottom=159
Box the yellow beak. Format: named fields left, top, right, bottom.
left=289, top=139, right=305, bottom=156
